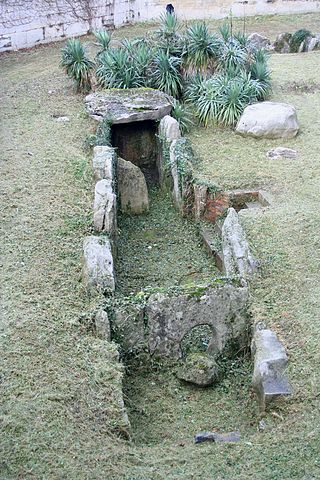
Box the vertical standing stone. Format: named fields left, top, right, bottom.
left=93, top=179, right=117, bottom=235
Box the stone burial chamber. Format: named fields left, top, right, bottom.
left=82, top=87, right=292, bottom=409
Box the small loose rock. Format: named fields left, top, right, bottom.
left=195, top=431, right=241, bottom=444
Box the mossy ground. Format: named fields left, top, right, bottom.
left=1, top=13, right=320, bottom=480
left=116, top=188, right=218, bottom=295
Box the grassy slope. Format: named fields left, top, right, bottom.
left=1, top=12, right=320, bottom=479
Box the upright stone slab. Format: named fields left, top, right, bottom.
left=222, top=208, right=257, bottom=278
left=117, top=157, right=149, bottom=214
left=194, top=184, right=208, bottom=220
left=170, top=140, right=183, bottom=211
left=236, top=102, right=299, bottom=139
left=93, top=179, right=117, bottom=235
left=113, top=305, right=146, bottom=352
left=92, top=146, right=116, bottom=182
left=248, top=33, right=272, bottom=51
left=158, top=115, right=181, bottom=186
left=252, top=326, right=292, bottom=411
left=146, top=283, right=249, bottom=359
left=83, top=236, right=115, bottom=294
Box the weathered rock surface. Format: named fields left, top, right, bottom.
left=194, top=184, right=208, bottom=220
left=252, top=325, right=292, bottom=411
left=195, top=431, right=241, bottom=444
left=222, top=208, right=257, bottom=278
left=248, top=32, right=272, bottom=50
left=236, top=102, right=299, bottom=139
left=159, top=115, right=181, bottom=143
left=85, top=88, right=172, bottom=124
left=170, top=140, right=183, bottom=211
left=83, top=236, right=115, bottom=294
left=177, top=354, right=219, bottom=386
left=305, top=36, right=320, bottom=52
left=92, top=146, right=116, bottom=182
left=266, top=147, right=297, bottom=159
left=93, top=179, right=117, bottom=234
left=117, top=157, right=149, bottom=214
left=146, top=283, right=249, bottom=358
left=113, top=305, right=146, bottom=352
left=95, top=309, right=111, bottom=340
left=273, top=33, right=292, bottom=53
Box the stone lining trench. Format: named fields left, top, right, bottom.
left=82, top=88, right=292, bottom=440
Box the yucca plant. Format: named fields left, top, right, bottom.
left=93, top=29, right=112, bottom=56
left=185, top=22, right=221, bottom=72
left=184, top=73, right=207, bottom=103
left=249, top=61, right=271, bottom=99
left=156, top=12, right=184, bottom=56
left=219, top=22, right=231, bottom=42
left=170, top=99, right=194, bottom=134
left=96, top=48, right=139, bottom=88
left=151, top=50, right=182, bottom=97
left=218, top=39, right=247, bottom=72
left=60, top=39, right=94, bottom=93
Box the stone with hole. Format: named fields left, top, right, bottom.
left=83, top=236, right=115, bottom=294
left=117, top=157, right=149, bottom=214
left=236, top=102, right=299, bottom=139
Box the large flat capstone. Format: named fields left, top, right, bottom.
left=85, top=88, right=173, bottom=124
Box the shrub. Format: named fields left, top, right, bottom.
left=151, top=50, right=182, bottom=97
left=290, top=29, right=312, bottom=53
left=96, top=48, right=139, bottom=88
left=170, top=100, right=194, bottom=134
left=184, top=22, right=221, bottom=72
left=60, top=39, right=94, bottom=93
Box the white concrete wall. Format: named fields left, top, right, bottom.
left=0, top=0, right=319, bottom=52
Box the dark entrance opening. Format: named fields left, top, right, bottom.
left=111, top=120, right=159, bottom=186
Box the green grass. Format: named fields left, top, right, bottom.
left=116, top=189, right=218, bottom=295
left=1, top=13, right=320, bottom=479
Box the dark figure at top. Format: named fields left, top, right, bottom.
left=166, top=4, right=174, bottom=14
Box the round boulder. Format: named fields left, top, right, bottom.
left=177, top=354, right=219, bottom=387
left=236, top=102, right=299, bottom=139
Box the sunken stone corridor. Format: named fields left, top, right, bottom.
left=83, top=88, right=292, bottom=438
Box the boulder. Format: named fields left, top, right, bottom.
left=266, top=147, right=297, bottom=159
left=146, top=283, right=249, bottom=359
left=83, top=236, right=115, bottom=294
left=222, top=208, right=258, bottom=278
left=117, top=157, right=149, bottom=214
left=95, top=309, right=111, bottom=340
left=251, top=325, right=292, bottom=411
left=177, top=354, right=219, bottom=386
left=248, top=32, right=272, bottom=51
left=93, top=179, right=117, bottom=235
left=159, top=115, right=181, bottom=143
left=92, top=146, right=116, bottom=182
left=273, top=33, right=292, bottom=53
left=306, top=36, right=319, bottom=52
left=85, top=88, right=172, bottom=124
left=236, top=102, right=299, bottom=139
left=113, top=305, right=146, bottom=353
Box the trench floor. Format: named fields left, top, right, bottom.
left=116, top=188, right=219, bottom=296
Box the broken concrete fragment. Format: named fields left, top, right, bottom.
left=251, top=326, right=292, bottom=411
left=117, top=157, right=149, bottom=214
left=92, top=145, right=116, bottom=182
left=222, top=208, right=258, bottom=278
left=195, top=431, right=241, bottom=444
left=177, top=354, right=219, bottom=386
left=95, top=309, right=111, bottom=340
left=93, top=179, right=117, bottom=235
left=83, top=236, right=115, bottom=294
left=266, top=147, right=297, bottom=160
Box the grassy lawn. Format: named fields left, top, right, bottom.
left=1, top=12, right=320, bottom=479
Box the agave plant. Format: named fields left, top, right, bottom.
left=151, top=50, right=182, bottom=97
left=249, top=61, right=271, bottom=99
left=93, top=29, right=112, bottom=56
left=60, top=39, right=94, bottom=93
left=155, top=12, right=184, bottom=56
left=170, top=99, right=194, bottom=134
left=185, top=22, right=221, bottom=72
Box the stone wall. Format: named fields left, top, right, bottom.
left=1, top=0, right=319, bottom=52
